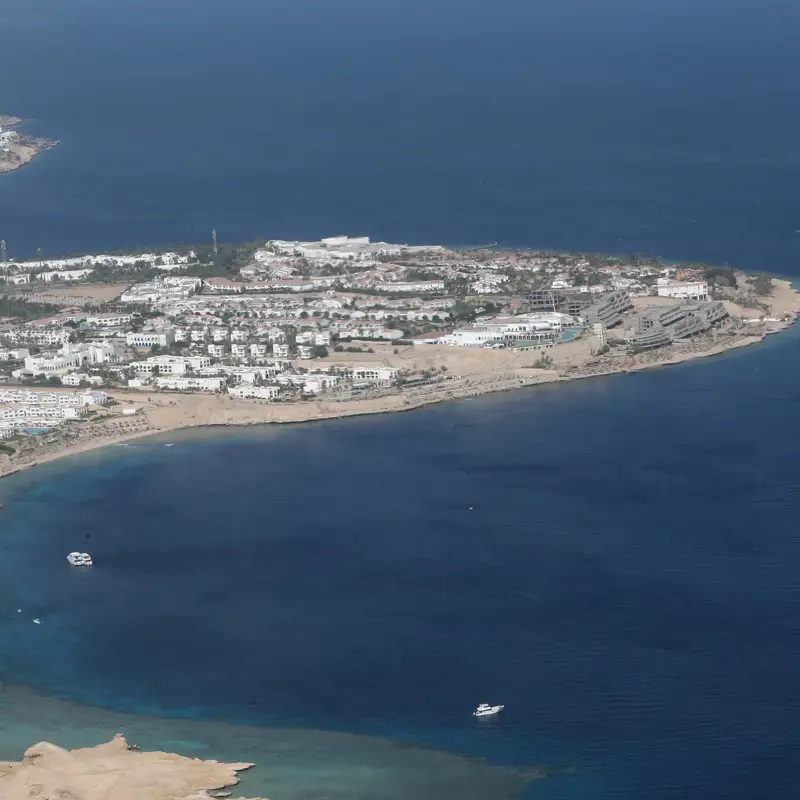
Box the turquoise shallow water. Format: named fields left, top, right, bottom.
left=0, top=686, right=538, bottom=800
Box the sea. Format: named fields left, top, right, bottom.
left=1, top=0, right=800, bottom=798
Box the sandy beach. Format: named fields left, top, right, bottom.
left=1, top=278, right=796, bottom=479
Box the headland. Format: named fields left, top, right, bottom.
left=0, top=237, right=796, bottom=478
left=0, top=115, right=57, bottom=174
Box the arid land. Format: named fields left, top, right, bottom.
left=1, top=276, right=796, bottom=480
left=0, top=735, right=262, bottom=800
left=0, top=115, right=57, bottom=174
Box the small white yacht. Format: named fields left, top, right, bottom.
left=473, top=703, right=504, bottom=717
left=67, top=551, right=93, bottom=567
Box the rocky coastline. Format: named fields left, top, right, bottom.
left=0, top=115, right=57, bottom=174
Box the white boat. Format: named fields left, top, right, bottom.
left=473, top=703, right=504, bottom=717
left=67, top=551, right=93, bottom=567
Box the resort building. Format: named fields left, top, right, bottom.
left=0, top=389, right=108, bottom=406
left=132, top=355, right=211, bottom=375
left=349, top=367, right=398, bottom=386
left=657, top=281, right=708, bottom=301
left=228, top=385, right=281, bottom=400
left=626, top=301, right=728, bottom=349
left=38, top=268, right=94, bottom=282
left=126, top=330, right=175, bottom=349
left=20, top=342, right=116, bottom=377
left=154, top=376, right=226, bottom=391
left=584, top=291, right=633, bottom=328
left=442, top=313, right=574, bottom=348
left=60, top=373, right=104, bottom=387
left=3, top=328, right=71, bottom=346
left=86, top=313, right=134, bottom=328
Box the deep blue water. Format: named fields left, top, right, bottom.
left=1, top=0, right=800, bottom=268
left=2, top=330, right=800, bottom=798
left=2, top=1, right=800, bottom=797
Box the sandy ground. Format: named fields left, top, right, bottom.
left=1, top=279, right=797, bottom=479
left=0, top=138, right=55, bottom=174
left=3, top=283, right=131, bottom=307
left=0, top=735, right=263, bottom=800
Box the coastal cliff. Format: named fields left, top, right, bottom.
left=0, top=734, right=264, bottom=800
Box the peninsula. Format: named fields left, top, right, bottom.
left=0, top=115, right=56, bottom=174
left=0, top=236, right=795, bottom=477
left=0, top=734, right=262, bottom=800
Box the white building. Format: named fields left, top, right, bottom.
left=249, top=343, right=267, bottom=359
left=132, top=355, right=211, bottom=375
left=155, top=376, right=226, bottom=391
left=208, top=343, right=226, bottom=358
left=471, top=273, right=509, bottom=294
left=657, top=281, right=708, bottom=301
left=273, top=343, right=290, bottom=358
left=269, top=236, right=405, bottom=263
left=61, top=372, right=104, bottom=387
left=231, top=343, right=248, bottom=359
left=0, top=251, right=190, bottom=274
left=22, top=342, right=116, bottom=377
left=297, top=345, right=313, bottom=360
left=375, top=281, right=446, bottom=293
left=443, top=312, right=574, bottom=347
left=126, top=330, right=175, bottom=349
left=37, top=268, right=94, bottom=282
left=86, top=313, right=133, bottom=328
left=350, top=367, right=398, bottom=385
left=0, top=389, right=107, bottom=407
left=0, top=406, right=86, bottom=422
left=120, top=276, right=202, bottom=305
left=0, top=348, right=30, bottom=360
left=228, top=385, right=280, bottom=400
left=3, top=328, right=71, bottom=346
left=592, top=322, right=607, bottom=347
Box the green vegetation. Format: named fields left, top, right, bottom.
left=749, top=273, right=774, bottom=296
left=704, top=266, right=738, bottom=288
left=184, top=241, right=262, bottom=277
left=0, top=295, right=61, bottom=321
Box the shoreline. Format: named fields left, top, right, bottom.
left=1, top=291, right=795, bottom=480
left=0, top=684, right=538, bottom=800
left=0, top=115, right=57, bottom=174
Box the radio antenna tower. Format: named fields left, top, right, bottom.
left=0, top=240, right=6, bottom=262
left=212, top=229, right=218, bottom=256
